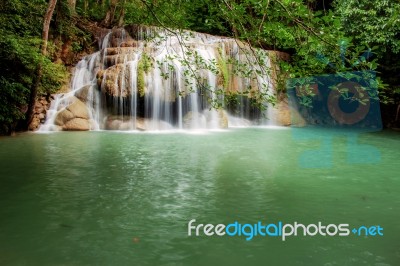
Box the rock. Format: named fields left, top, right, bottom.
left=54, top=109, right=74, bottom=126
left=183, top=111, right=207, bottom=129
left=120, top=40, right=140, bottom=48
left=53, top=97, right=91, bottom=131
left=34, top=106, right=44, bottom=113
left=204, top=109, right=228, bottom=129
left=105, top=116, right=138, bottom=130
left=218, top=109, right=228, bottom=128
left=290, top=107, right=307, bottom=127
left=96, top=64, right=131, bottom=97
left=227, top=116, right=252, bottom=127
left=89, top=119, right=98, bottom=130
left=28, top=117, right=41, bottom=131
left=75, top=85, right=91, bottom=102
left=275, top=101, right=291, bottom=126
left=66, top=98, right=90, bottom=119
left=63, top=118, right=90, bottom=131
left=105, top=118, right=122, bottom=130
left=274, top=96, right=306, bottom=127
left=104, top=116, right=173, bottom=131
left=28, top=96, right=53, bottom=131
left=38, top=113, right=45, bottom=120
left=135, top=118, right=146, bottom=131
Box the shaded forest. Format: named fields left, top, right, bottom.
left=1, top=0, right=399, bottom=134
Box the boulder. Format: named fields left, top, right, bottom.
left=63, top=118, right=90, bottom=131
left=28, top=117, right=41, bottom=131
left=66, top=98, right=90, bottom=119
left=53, top=97, right=91, bottom=131
left=75, top=85, right=91, bottom=102
left=54, top=109, right=74, bottom=126
left=183, top=111, right=207, bottom=129
left=96, top=64, right=131, bottom=97
left=275, top=101, right=291, bottom=126
left=218, top=109, right=229, bottom=128
left=204, top=109, right=228, bottom=129
left=104, top=116, right=173, bottom=131
left=274, top=97, right=306, bottom=127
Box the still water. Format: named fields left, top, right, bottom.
left=0, top=128, right=399, bottom=265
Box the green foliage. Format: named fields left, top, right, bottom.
left=216, top=50, right=229, bottom=89
left=1, top=0, right=399, bottom=133
left=137, top=52, right=153, bottom=96
left=0, top=0, right=68, bottom=134
left=334, top=0, right=400, bottom=105
left=0, top=77, right=29, bottom=133
left=334, top=0, right=400, bottom=55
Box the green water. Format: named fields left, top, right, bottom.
left=0, top=128, right=399, bottom=266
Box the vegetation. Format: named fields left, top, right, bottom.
left=0, top=0, right=399, bottom=134
left=137, top=52, right=153, bottom=97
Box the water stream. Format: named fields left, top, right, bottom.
left=40, top=26, right=276, bottom=132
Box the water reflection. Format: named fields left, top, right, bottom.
left=0, top=129, right=399, bottom=265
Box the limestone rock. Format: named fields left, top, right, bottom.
left=204, top=109, right=228, bottom=129
left=183, top=111, right=207, bottom=129
left=55, top=109, right=74, bottom=126
left=53, top=97, right=91, bottom=131
left=217, top=110, right=229, bottom=128
left=275, top=101, right=291, bottom=126
left=28, top=117, right=41, bottom=131
left=75, top=85, right=91, bottom=102
left=63, top=118, right=90, bottom=131
left=96, top=64, right=130, bottom=97
left=66, top=98, right=90, bottom=119
left=274, top=96, right=306, bottom=127
left=28, top=96, right=52, bottom=131
left=104, top=116, right=173, bottom=131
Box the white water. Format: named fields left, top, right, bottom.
left=40, top=26, right=276, bottom=131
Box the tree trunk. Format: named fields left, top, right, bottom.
left=103, top=0, right=118, bottom=27
left=84, top=0, right=89, bottom=13
left=118, top=0, right=126, bottom=27
left=25, top=0, right=57, bottom=129
left=67, top=0, right=76, bottom=13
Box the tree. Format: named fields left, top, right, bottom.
left=334, top=0, right=400, bottom=125
left=25, top=0, right=58, bottom=129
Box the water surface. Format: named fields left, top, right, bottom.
left=0, top=128, right=399, bottom=265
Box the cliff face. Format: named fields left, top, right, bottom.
left=31, top=24, right=398, bottom=132
left=36, top=25, right=293, bottom=131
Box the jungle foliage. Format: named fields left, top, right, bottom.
left=1, top=0, right=399, bottom=134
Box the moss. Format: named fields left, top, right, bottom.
left=216, top=48, right=229, bottom=89
left=137, top=67, right=145, bottom=97
left=137, top=53, right=153, bottom=97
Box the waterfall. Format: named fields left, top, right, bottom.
left=40, top=25, right=279, bottom=131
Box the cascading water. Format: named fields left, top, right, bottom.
left=40, top=25, right=280, bottom=131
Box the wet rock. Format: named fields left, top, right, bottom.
left=28, top=117, right=41, bottom=131
left=28, top=96, right=52, bottom=131
left=275, top=101, right=291, bottom=126
left=75, top=85, right=92, bottom=102
left=53, top=97, right=91, bottom=131
left=274, top=97, right=306, bottom=127
left=63, top=118, right=90, bottom=131
left=54, top=109, right=74, bottom=126
left=66, top=98, right=90, bottom=119
left=104, top=116, right=173, bottom=131
left=204, top=109, right=228, bottom=129
left=96, top=64, right=131, bottom=97
left=183, top=111, right=207, bottom=129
